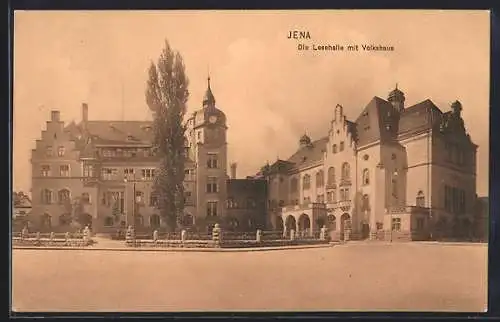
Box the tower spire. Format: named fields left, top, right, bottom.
left=202, top=72, right=216, bottom=108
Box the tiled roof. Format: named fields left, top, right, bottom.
left=398, top=99, right=443, bottom=136
left=286, top=136, right=328, bottom=170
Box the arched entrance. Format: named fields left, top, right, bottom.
left=285, top=215, right=296, bottom=237
left=41, top=213, right=51, bottom=229
left=298, top=214, right=311, bottom=237
left=150, top=214, right=161, bottom=229
left=340, top=213, right=351, bottom=241
left=361, top=220, right=370, bottom=239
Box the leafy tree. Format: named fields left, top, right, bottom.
left=145, top=40, right=189, bottom=232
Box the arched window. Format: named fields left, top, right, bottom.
left=362, top=194, right=370, bottom=211
left=41, top=189, right=53, bottom=205
left=341, top=162, right=350, bottom=180
left=303, top=174, right=311, bottom=190
left=150, top=214, right=161, bottom=228
left=327, top=167, right=335, bottom=186
left=316, top=170, right=324, bottom=188
left=290, top=177, right=298, bottom=193
left=362, top=169, right=370, bottom=185
left=416, top=191, right=425, bottom=207
left=104, top=216, right=114, bottom=227
left=58, top=189, right=71, bottom=204
left=332, top=144, right=337, bottom=153
left=81, top=192, right=91, bottom=204
left=59, top=213, right=72, bottom=226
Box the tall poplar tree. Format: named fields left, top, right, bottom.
left=145, top=40, right=189, bottom=232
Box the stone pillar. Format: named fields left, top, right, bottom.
left=283, top=225, right=287, bottom=238
left=181, top=229, right=187, bottom=242
left=83, top=226, right=90, bottom=245
left=153, top=230, right=159, bottom=243
left=256, top=229, right=262, bottom=242
left=212, top=223, right=222, bottom=247
left=290, top=229, right=295, bottom=241
left=320, top=225, right=328, bottom=241
left=35, top=232, right=41, bottom=245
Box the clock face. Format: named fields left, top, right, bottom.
left=209, top=115, right=218, bottom=124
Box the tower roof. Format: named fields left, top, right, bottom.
left=203, top=76, right=216, bottom=107
left=451, top=100, right=463, bottom=114
left=299, top=133, right=312, bottom=146
left=388, top=84, right=405, bottom=102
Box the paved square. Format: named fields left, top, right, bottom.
left=12, top=242, right=487, bottom=312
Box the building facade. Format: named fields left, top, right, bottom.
left=29, top=77, right=266, bottom=233
left=260, top=86, right=478, bottom=241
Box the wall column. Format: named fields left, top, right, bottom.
left=372, top=163, right=386, bottom=239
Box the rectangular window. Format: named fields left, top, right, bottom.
left=141, top=168, right=155, bottom=180
left=207, top=153, right=218, bottom=169
left=340, top=141, right=345, bottom=151
left=206, top=177, right=218, bottom=193
left=83, top=165, right=95, bottom=177
left=57, top=146, right=65, bottom=157
left=207, top=201, right=218, bottom=217
left=59, top=165, right=70, bottom=177
left=124, top=168, right=134, bottom=176
left=41, top=165, right=51, bottom=177
left=46, top=146, right=53, bottom=157
left=149, top=193, right=159, bottom=207
left=101, top=168, right=118, bottom=180
left=391, top=218, right=401, bottom=231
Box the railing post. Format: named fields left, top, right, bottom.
left=256, top=229, right=262, bottom=243
left=65, top=232, right=70, bottom=245
left=153, top=229, right=159, bottom=245
left=35, top=232, right=41, bottom=245
left=49, top=232, right=55, bottom=244
left=181, top=229, right=187, bottom=243
left=83, top=225, right=90, bottom=245
left=290, top=229, right=295, bottom=241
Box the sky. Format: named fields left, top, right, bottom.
left=13, top=10, right=490, bottom=196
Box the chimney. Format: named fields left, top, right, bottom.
left=230, top=162, right=237, bottom=179
left=82, top=103, right=89, bottom=122
left=50, top=111, right=60, bottom=122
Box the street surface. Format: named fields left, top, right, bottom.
left=12, top=242, right=487, bottom=312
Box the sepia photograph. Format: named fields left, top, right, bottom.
left=12, top=10, right=490, bottom=313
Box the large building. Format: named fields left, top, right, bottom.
left=29, top=77, right=267, bottom=233
left=259, top=86, right=478, bottom=241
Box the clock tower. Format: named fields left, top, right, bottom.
left=189, top=76, right=228, bottom=231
